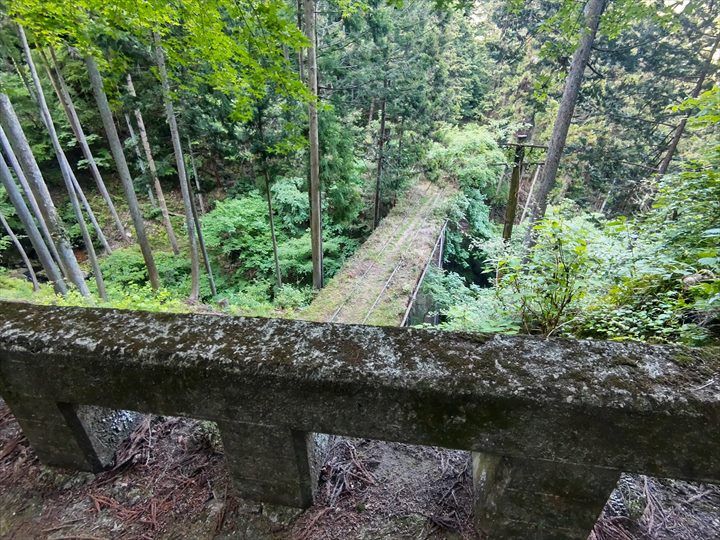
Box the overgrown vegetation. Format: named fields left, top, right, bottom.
left=425, top=112, right=720, bottom=344
left=0, top=0, right=717, bottom=346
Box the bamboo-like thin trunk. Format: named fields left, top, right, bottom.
left=0, top=124, right=61, bottom=269
left=85, top=56, right=160, bottom=290
left=70, top=172, right=112, bottom=253
left=520, top=164, right=542, bottom=223
left=186, top=137, right=205, bottom=214
left=297, top=0, right=304, bottom=82
left=304, top=0, right=323, bottom=289
left=265, top=170, right=282, bottom=288
left=373, top=82, right=387, bottom=229
left=44, top=47, right=127, bottom=241
left=123, top=113, right=156, bottom=207
left=185, top=159, right=216, bottom=296
left=34, top=82, right=112, bottom=256
left=18, top=25, right=104, bottom=298
left=599, top=190, right=611, bottom=214
left=0, top=209, right=39, bottom=290
left=0, top=152, right=66, bottom=293
left=153, top=34, right=200, bottom=302
left=367, top=98, right=376, bottom=127
left=0, top=95, right=86, bottom=291
left=126, top=73, right=179, bottom=255
left=10, top=55, right=34, bottom=99
left=28, top=48, right=112, bottom=255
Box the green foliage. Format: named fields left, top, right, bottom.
left=98, top=247, right=149, bottom=287
left=443, top=188, right=495, bottom=269
left=0, top=267, right=189, bottom=313
left=271, top=177, right=309, bottom=236
left=273, top=284, right=313, bottom=310
left=202, top=194, right=273, bottom=281
left=0, top=187, right=15, bottom=252
left=439, top=188, right=719, bottom=344
left=425, top=125, right=504, bottom=272
left=8, top=0, right=308, bottom=120
left=425, top=125, right=506, bottom=194
left=492, top=208, right=611, bottom=336
left=421, top=267, right=519, bottom=333
left=278, top=230, right=358, bottom=284
left=319, top=108, right=364, bottom=228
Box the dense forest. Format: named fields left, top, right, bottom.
left=0, top=0, right=717, bottom=346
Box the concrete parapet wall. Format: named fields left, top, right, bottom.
left=1, top=302, right=718, bottom=538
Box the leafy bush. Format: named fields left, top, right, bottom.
left=273, top=284, right=313, bottom=310
left=271, top=177, right=309, bottom=236
left=437, top=195, right=718, bottom=344
left=425, top=125, right=506, bottom=196
left=444, top=188, right=495, bottom=270
left=98, top=247, right=149, bottom=287
left=202, top=193, right=274, bottom=281
left=278, top=230, right=358, bottom=284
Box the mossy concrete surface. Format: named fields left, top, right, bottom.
left=1, top=300, right=719, bottom=538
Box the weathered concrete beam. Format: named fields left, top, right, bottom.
left=0, top=301, right=719, bottom=538
left=0, top=302, right=718, bottom=480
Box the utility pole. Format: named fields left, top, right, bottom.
left=502, top=135, right=527, bottom=241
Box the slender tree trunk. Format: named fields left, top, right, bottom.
left=0, top=152, right=66, bottom=293
left=85, top=56, right=160, bottom=290
left=34, top=82, right=112, bottom=256
left=186, top=137, right=205, bottom=214
left=153, top=34, right=200, bottom=302
left=520, top=164, right=542, bottom=223
left=185, top=160, right=216, bottom=297
left=297, top=0, right=305, bottom=82
left=264, top=170, right=282, bottom=288
left=397, top=116, right=405, bottom=158
left=525, top=0, right=608, bottom=245
left=657, top=34, right=720, bottom=176
left=304, top=0, right=323, bottom=289
left=126, top=73, right=179, bottom=255
left=0, top=94, right=85, bottom=291
left=123, top=113, right=157, bottom=208
left=256, top=107, right=282, bottom=289
left=0, top=124, right=61, bottom=267
left=19, top=25, right=105, bottom=298
left=373, top=83, right=388, bottom=229
left=26, top=48, right=112, bottom=255
left=367, top=98, right=376, bottom=127
left=70, top=172, right=112, bottom=253
left=10, top=55, right=33, bottom=98
left=599, top=187, right=612, bottom=214
left=0, top=209, right=39, bottom=290
left=44, top=47, right=127, bottom=240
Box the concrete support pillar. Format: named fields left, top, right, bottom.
left=217, top=421, right=330, bottom=508
left=473, top=452, right=620, bottom=539
left=2, top=393, right=130, bottom=472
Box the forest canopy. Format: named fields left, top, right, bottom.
left=0, top=0, right=717, bottom=345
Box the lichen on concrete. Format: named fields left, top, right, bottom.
left=1, top=301, right=719, bottom=493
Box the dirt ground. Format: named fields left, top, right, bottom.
left=2, top=400, right=719, bottom=539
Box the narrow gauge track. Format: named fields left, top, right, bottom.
left=358, top=187, right=447, bottom=325
left=327, top=183, right=442, bottom=324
